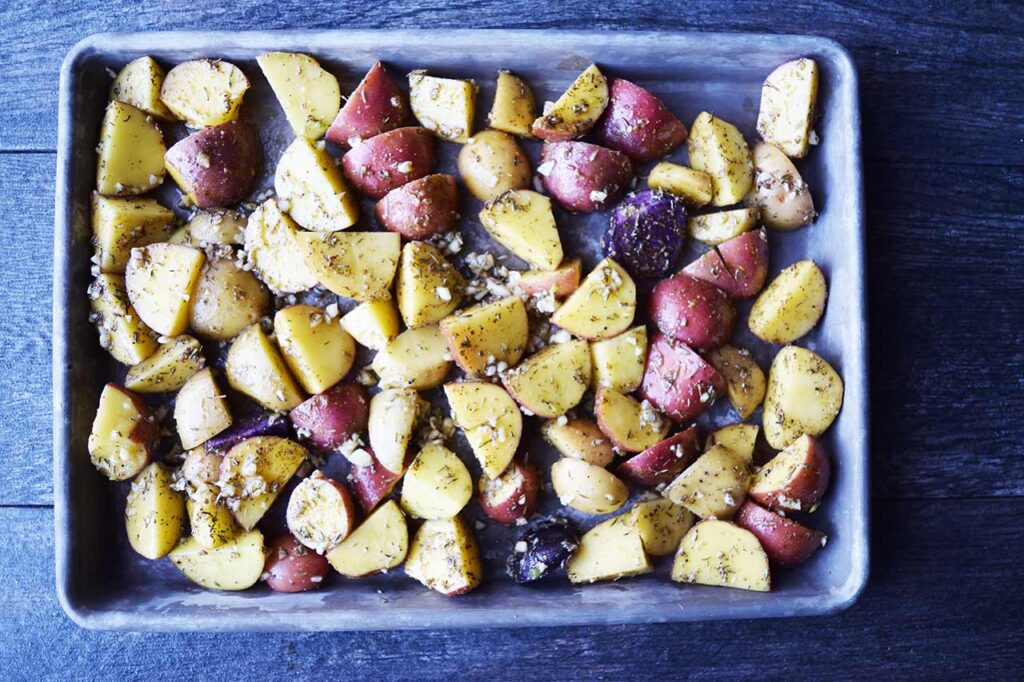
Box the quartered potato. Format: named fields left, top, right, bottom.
left=341, top=126, right=436, bottom=200
left=396, top=241, right=464, bottom=328
left=327, top=499, right=409, bottom=577
left=408, top=70, right=477, bottom=143
left=705, top=345, right=767, bottom=419
left=264, top=533, right=330, bottom=593
left=445, top=381, right=522, bottom=479
left=88, top=274, right=159, bottom=365
left=187, top=209, right=247, bottom=246
left=687, top=207, right=759, bottom=245
left=87, top=384, right=158, bottom=481
left=750, top=434, right=831, bottom=512
left=756, top=58, right=819, bottom=159
left=298, top=231, right=401, bottom=302
left=640, top=333, right=726, bottom=423
left=274, top=305, right=356, bottom=394
left=258, top=52, right=341, bottom=140
left=371, top=325, right=452, bottom=390
left=540, top=140, right=634, bottom=213
left=187, top=482, right=239, bottom=549
left=125, top=463, right=186, bottom=560
left=671, top=520, right=770, bottom=592
left=405, top=516, right=483, bottom=596
left=479, top=189, right=563, bottom=270
left=174, top=367, right=232, bottom=450
left=275, top=137, right=359, bottom=232
left=169, top=529, right=266, bottom=591
left=616, top=427, right=702, bottom=489
left=376, top=174, right=459, bottom=240
left=541, top=418, right=615, bottom=467
left=630, top=497, right=695, bottom=557
left=290, top=383, right=369, bottom=452
left=124, top=242, right=205, bottom=337
left=594, top=77, right=688, bottom=163
left=551, top=258, right=636, bottom=340
left=745, top=142, right=815, bottom=230
left=762, top=346, right=844, bottom=449
left=439, top=296, right=529, bottom=376
left=368, top=388, right=424, bottom=474
left=457, top=130, right=532, bottom=202
left=735, top=500, right=826, bottom=569
left=340, top=299, right=401, bottom=351
left=647, top=162, right=713, bottom=207
left=593, top=388, right=670, bottom=453
left=164, top=121, right=262, bottom=209
left=502, top=338, right=592, bottom=418
left=188, top=258, right=270, bottom=342
left=706, top=423, right=760, bottom=464
left=326, top=61, right=411, bottom=147
left=748, top=259, right=827, bottom=344
left=350, top=450, right=407, bottom=513
left=160, top=58, right=249, bottom=128
left=488, top=70, right=536, bottom=138
left=532, top=64, right=608, bottom=141
left=244, top=199, right=318, bottom=294
left=550, top=458, right=628, bottom=515
left=567, top=513, right=652, bottom=584
left=400, top=443, right=473, bottom=520
left=687, top=112, right=753, bottom=207
left=664, top=444, right=751, bottom=520
left=286, top=471, right=357, bottom=554
left=110, top=56, right=175, bottom=120
left=217, top=436, right=308, bottom=530
left=477, top=458, right=540, bottom=524
left=590, top=325, right=647, bottom=393
left=125, top=334, right=204, bottom=393
left=517, top=259, right=582, bottom=298
left=91, top=195, right=175, bottom=273
left=225, top=323, right=305, bottom=411
left=682, top=228, right=770, bottom=300
left=96, top=101, right=166, bottom=196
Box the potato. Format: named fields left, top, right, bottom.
left=590, top=325, right=647, bottom=393
left=258, top=52, right=340, bottom=139
left=350, top=448, right=407, bottom=513
left=603, top=190, right=688, bottom=280
left=745, top=142, right=815, bottom=230
left=735, top=500, right=826, bottom=568
left=243, top=199, right=318, bottom=293
left=164, top=121, right=261, bottom=209
left=372, top=325, right=452, bottom=390
left=286, top=471, right=357, bottom=554
left=95, top=101, right=166, bottom=196
left=517, top=259, right=581, bottom=298
left=687, top=207, right=760, bottom=245
left=397, top=241, right=464, bottom=327
left=705, top=345, right=767, bottom=420
left=631, top=497, right=694, bottom=557
left=706, top=423, right=759, bottom=463
left=664, top=445, right=751, bottom=520
left=340, top=299, right=400, bottom=351
left=187, top=482, right=238, bottom=550
left=110, top=56, right=175, bottom=120
left=87, top=384, right=158, bottom=480
left=439, top=296, right=529, bottom=376
left=749, top=259, right=827, bottom=344
left=683, top=228, right=770, bottom=300
left=275, top=137, right=359, bottom=232
left=188, top=258, right=270, bottom=342
left=478, top=458, right=540, bottom=524
left=479, top=189, right=563, bottom=270
left=91, top=195, right=174, bottom=273
left=508, top=517, right=580, bottom=584
left=617, top=426, right=702, bottom=488
left=299, top=231, right=401, bottom=302
left=539, top=141, right=633, bottom=213
left=408, top=70, right=476, bottom=143
left=566, top=513, right=652, bottom=584
left=174, top=367, right=232, bottom=450
left=532, top=64, right=608, bottom=141
left=125, top=334, right=204, bottom=393
left=124, top=243, right=205, bottom=337
left=445, top=381, right=522, bottom=479
left=687, top=112, right=753, bottom=206
left=488, top=70, right=536, bottom=138
left=756, top=58, right=819, bottom=159
left=551, top=458, right=628, bottom=515
left=594, top=387, right=670, bottom=453
left=458, top=130, right=532, bottom=202
left=341, top=126, right=436, bottom=200
left=187, top=209, right=247, bottom=246
left=264, top=533, right=330, bottom=592
left=182, top=448, right=223, bottom=486
left=594, top=78, right=688, bottom=163
left=750, top=434, right=831, bottom=511
left=327, top=499, right=409, bottom=577
left=640, top=333, right=725, bottom=423
left=551, top=258, right=636, bottom=340
left=649, top=273, right=736, bottom=352
left=401, top=443, right=473, bottom=520
left=376, top=174, right=458, bottom=239
left=326, top=61, right=411, bottom=147
left=405, top=516, right=482, bottom=596
left=160, top=58, right=249, bottom=128
left=169, top=529, right=266, bottom=591
left=202, top=414, right=292, bottom=455
left=125, top=463, right=186, bottom=560
left=88, top=274, right=158, bottom=365
left=290, top=383, right=369, bottom=451
left=648, top=162, right=712, bottom=207
left=217, top=436, right=307, bottom=530
left=503, top=339, right=591, bottom=418
left=671, top=520, right=770, bottom=591
left=541, top=418, right=615, bottom=467
left=368, top=388, right=424, bottom=474
left=274, top=305, right=355, bottom=394
left=225, top=324, right=305, bottom=411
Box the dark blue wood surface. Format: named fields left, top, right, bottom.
left=1, top=0, right=1022, bottom=676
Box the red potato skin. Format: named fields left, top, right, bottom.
left=289, top=383, right=369, bottom=451
left=594, top=78, right=688, bottom=163
left=341, top=126, right=435, bottom=200
left=375, top=173, right=458, bottom=239
left=350, top=447, right=407, bottom=513
left=751, top=434, right=832, bottom=512
left=649, top=272, right=736, bottom=351
left=735, top=501, right=826, bottom=568
left=263, top=534, right=331, bottom=593
left=477, top=459, right=540, bottom=525
left=164, top=121, right=261, bottom=208
left=683, top=229, right=770, bottom=300
left=640, top=333, right=726, bottom=422
left=517, top=259, right=582, bottom=297
left=540, top=141, right=633, bottom=213
left=326, top=61, right=411, bottom=148
left=617, top=426, right=701, bottom=488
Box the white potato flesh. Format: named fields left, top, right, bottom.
left=169, top=529, right=266, bottom=591
left=91, top=195, right=175, bottom=273
left=404, top=516, right=483, bottom=595
left=439, top=296, right=529, bottom=376
left=274, top=305, right=356, bottom=395
left=217, top=436, right=308, bottom=531
left=550, top=458, right=628, bottom=515
left=174, top=367, right=232, bottom=450
left=88, top=274, right=159, bottom=365
left=110, top=56, right=175, bottom=120
left=567, top=513, right=652, bottom=584
left=705, top=345, right=767, bottom=420
left=244, top=199, right=319, bottom=294
left=594, top=388, right=669, bottom=453
left=763, top=345, right=844, bottom=449
left=341, top=299, right=401, bottom=351
left=368, top=388, right=424, bottom=474
left=160, top=59, right=249, bottom=128
left=533, top=64, right=609, bottom=140
left=371, top=325, right=452, bottom=390
left=396, top=241, right=463, bottom=328
left=87, top=384, right=155, bottom=481
left=551, top=258, right=636, bottom=340
left=647, top=162, right=713, bottom=207
left=705, top=423, right=760, bottom=463
left=400, top=443, right=472, bottom=520
left=687, top=112, right=753, bottom=207
left=124, top=334, right=204, bottom=393
left=444, top=381, right=522, bottom=479
left=275, top=137, right=359, bottom=231
left=258, top=52, right=340, bottom=139
left=630, top=497, right=695, bottom=557
left=408, top=71, right=476, bottom=143
left=286, top=472, right=356, bottom=554
left=671, top=520, right=770, bottom=592
left=590, top=325, right=647, bottom=393
left=488, top=70, right=536, bottom=138
left=664, top=445, right=751, bottom=520
left=541, top=418, right=615, bottom=467
left=479, top=189, right=563, bottom=270
left=502, top=339, right=592, bottom=418
left=187, top=482, right=239, bottom=550
left=124, top=242, right=205, bottom=337
left=225, top=324, right=305, bottom=411
left=125, top=463, right=186, bottom=560
left=299, top=231, right=401, bottom=302
left=96, top=101, right=166, bottom=196
left=327, top=500, right=409, bottom=577
left=756, top=58, right=819, bottom=159
left=687, top=207, right=760, bottom=245
left=748, top=259, right=827, bottom=344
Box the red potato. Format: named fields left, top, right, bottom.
left=341, top=126, right=435, bottom=200
left=594, top=78, right=688, bottom=163
left=87, top=383, right=160, bottom=481
left=375, top=173, right=458, bottom=239
left=286, top=473, right=358, bottom=554
left=617, top=426, right=702, bottom=488
left=477, top=458, right=540, bottom=525
left=735, top=500, right=826, bottom=568
left=164, top=121, right=261, bottom=208
left=750, top=434, right=831, bottom=512
left=326, top=61, right=411, bottom=148
left=263, top=533, right=330, bottom=593
left=640, top=333, right=726, bottom=422
left=350, top=447, right=407, bottom=513
left=540, top=141, right=633, bottom=213
left=683, top=228, right=770, bottom=300
left=649, top=272, right=736, bottom=351
left=289, top=383, right=369, bottom=451
left=517, top=259, right=582, bottom=297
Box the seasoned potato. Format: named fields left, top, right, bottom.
left=275, top=137, right=359, bottom=232
left=567, top=513, right=652, bottom=584
left=540, top=141, right=634, bottom=213
left=125, top=463, right=186, bottom=560
left=763, top=346, right=844, bottom=449
left=517, top=259, right=582, bottom=298
left=439, top=296, right=529, bottom=376
left=327, top=499, right=409, bottom=577
left=508, top=517, right=580, bottom=584
left=264, top=533, right=330, bottom=592
left=188, top=258, right=270, bottom=342
left=706, top=423, right=759, bottom=463
left=286, top=471, right=357, bottom=554
left=672, top=520, right=770, bottom=592
left=408, top=70, right=476, bottom=143
left=91, top=195, right=175, bottom=273
left=405, top=516, right=482, bottom=596
left=217, top=436, right=308, bottom=530
left=187, top=482, right=239, bottom=549
left=340, top=299, right=401, bottom=351
left=593, top=387, right=669, bottom=453
left=457, top=130, right=531, bottom=202
left=125, top=334, right=204, bottom=393
left=124, top=243, right=205, bottom=337
left=290, top=383, right=369, bottom=451
left=745, top=142, right=815, bottom=230
left=445, top=381, right=522, bottom=479
left=182, top=448, right=223, bottom=486
left=225, top=323, right=305, bottom=411
left=477, top=458, right=540, bottom=524
left=350, top=449, right=406, bottom=513
left=244, top=199, right=318, bottom=294
left=756, top=58, right=819, bottom=159
left=110, top=56, right=175, bottom=120
left=503, top=339, right=591, bottom=418
left=735, top=500, right=826, bottom=568
left=750, top=434, right=831, bottom=512
left=274, top=305, right=356, bottom=394
left=160, top=58, right=249, bottom=128
left=749, top=259, right=827, bottom=343
left=705, top=345, right=767, bottom=419
left=687, top=112, right=753, bottom=207
left=401, top=443, right=473, bottom=520
left=174, top=367, right=232, bottom=450
left=326, top=61, right=411, bottom=147
left=164, top=121, right=261, bottom=209
left=541, top=418, right=615, bottom=467
left=631, top=497, right=695, bottom=557
left=683, top=228, right=769, bottom=300
left=396, top=241, right=464, bottom=327
left=299, top=231, right=401, bottom=301
left=647, top=162, right=713, bottom=207
left=617, top=427, right=702, bottom=488
left=479, top=189, right=563, bottom=270
left=187, top=209, right=247, bottom=246
left=88, top=274, right=158, bottom=365
left=96, top=101, right=166, bottom=196
left=590, top=326, right=647, bottom=393
left=375, top=174, right=459, bottom=240
left=594, top=78, right=688, bottom=163
left=551, top=458, right=628, bottom=514
left=551, top=258, right=636, bottom=340
left=368, top=388, right=424, bottom=474
left=88, top=383, right=158, bottom=481
left=640, top=333, right=726, bottom=423
left=532, top=64, right=608, bottom=141
left=341, top=126, right=436, bottom=200
left=687, top=207, right=759, bottom=245
left=488, top=70, right=536, bottom=138
left=371, top=325, right=452, bottom=390
left=258, top=52, right=340, bottom=139
left=664, top=444, right=751, bottom=520
left=169, top=529, right=266, bottom=591
left=603, top=189, right=688, bottom=281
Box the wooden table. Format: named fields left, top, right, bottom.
left=1, top=1, right=1021, bottom=676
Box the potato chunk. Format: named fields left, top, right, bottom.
left=457, top=130, right=532, bottom=202
left=274, top=305, right=356, bottom=394
left=286, top=472, right=357, bottom=554
left=327, top=499, right=409, bottom=577
left=756, top=58, right=819, bottom=159
left=368, top=388, right=425, bottom=474
left=748, top=259, right=827, bottom=344
left=671, top=520, right=770, bottom=592
left=299, top=231, right=401, bottom=302
left=188, top=258, right=270, bottom=342
left=488, top=70, right=536, bottom=137
left=631, top=497, right=695, bottom=557
left=87, top=383, right=158, bottom=481
left=567, top=513, right=652, bottom=584
left=687, top=112, right=753, bottom=207
left=169, top=529, right=266, bottom=591
left=244, top=199, right=318, bottom=294
left=550, top=458, right=628, bottom=514
left=401, top=443, right=472, bottom=520
left=744, top=143, right=815, bottom=230
left=125, top=334, right=204, bottom=393
left=396, top=241, right=463, bottom=328
left=551, top=258, right=636, bottom=340
left=688, top=207, right=759, bottom=245
left=531, top=64, right=608, bottom=141
left=664, top=445, right=751, bottom=520
left=258, top=52, right=340, bottom=139
left=217, top=436, right=307, bottom=530
left=590, top=326, right=647, bottom=393
left=174, top=367, right=232, bottom=450
left=479, top=189, right=563, bottom=270
left=88, top=274, right=158, bottom=365
left=541, top=418, right=615, bottom=467
left=341, top=299, right=400, bottom=351
left=408, top=71, right=476, bottom=143
left=647, top=162, right=712, bottom=207
left=160, top=58, right=249, bottom=128
left=225, top=323, right=305, bottom=411
left=502, top=339, right=591, bottom=418
left=405, top=516, right=483, bottom=595
left=110, top=56, right=175, bottom=120
left=594, top=388, right=669, bottom=453
left=705, top=344, right=767, bottom=419
left=275, top=137, right=359, bottom=231
left=706, top=423, right=759, bottom=463
left=371, top=325, right=452, bottom=390
left=187, top=482, right=239, bottom=549
left=445, top=381, right=522, bottom=479
left=91, top=195, right=174, bottom=273
left=96, top=101, right=166, bottom=196
left=763, top=346, right=844, bottom=449
left=439, top=296, right=529, bottom=376
left=124, top=243, right=205, bottom=337
left=125, top=463, right=186, bottom=559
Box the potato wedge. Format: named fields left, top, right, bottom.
left=286, top=471, right=357, bottom=554
left=672, top=520, right=770, bottom=591
left=594, top=388, right=669, bottom=453
left=687, top=207, right=759, bottom=245
left=502, top=339, right=591, bottom=418
left=341, top=126, right=436, bottom=200
left=368, top=388, right=425, bottom=474
left=189, top=258, right=270, bottom=342
left=551, top=258, right=636, bottom=340
left=274, top=305, right=356, bottom=394
left=290, top=383, right=368, bottom=451
left=164, top=120, right=261, bottom=209
left=326, top=60, right=410, bottom=147
left=590, top=326, right=647, bottom=393
left=647, top=162, right=712, bottom=207
left=396, top=241, right=464, bottom=328
left=258, top=52, right=340, bottom=139
left=225, top=323, right=305, bottom=411
left=479, top=189, right=563, bottom=270
left=350, top=448, right=406, bottom=513
left=706, top=423, right=759, bottom=464
left=96, top=101, right=166, bottom=196
left=617, top=427, right=702, bottom=488
left=169, top=529, right=266, bottom=591
left=174, top=367, right=232, bottom=450
left=340, top=299, right=400, bottom=351
left=243, top=199, right=319, bottom=294
left=372, top=325, right=452, bottom=390
left=160, top=58, right=249, bottom=128
left=682, top=228, right=770, bottom=300
left=110, top=56, right=175, bottom=120
left=187, top=209, right=247, bottom=246
left=405, top=516, right=483, bottom=596
left=488, top=70, right=536, bottom=138
left=125, top=463, right=186, bottom=560
left=327, top=499, right=409, bottom=577
left=763, top=346, right=844, bottom=449
left=532, top=64, right=608, bottom=141
left=595, top=77, right=688, bottom=163
left=125, top=334, right=204, bottom=393
left=748, top=259, right=827, bottom=344
left=640, top=333, right=725, bottom=422
left=217, top=436, right=307, bottom=530
left=745, top=142, right=815, bottom=230
left=445, top=381, right=522, bottom=479
left=756, top=58, right=819, bottom=159
left=401, top=443, right=473, bottom=520
left=88, top=274, right=159, bottom=365
left=458, top=130, right=532, bottom=202
left=439, top=296, right=529, bottom=376
left=539, top=141, right=633, bottom=213
left=750, top=434, right=831, bottom=511
left=541, top=418, right=615, bottom=467
left=631, top=497, right=695, bottom=557
left=91, top=195, right=175, bottom=273
left=187, top=482, right=239, bottom=549
left=264, top=533, right=330, bottom=592
left=705, top=345, right=767, bottom=419
left=87, top=384, right=158, bottom=480
left=477, top=458, right=540, bottom=524
left=687, top=112, right=753, bottom=207
left=517, top=259, right=582, bottom=298
left=275, top=137, right=359, bottom=232
left=664, top=444, right=751, bottom=520
left=124, top=243, right=205, bottom=337
left=299, top=231, right=401, bottom=302
left=735, top=500, right=826, bottom=568
left=551, top=458, right=628, bottom=515
left=375, top=174, right=459, bottom=240
left=408, top=71, right=476, bottom=143
left=567, top=513, right=652, bottom=584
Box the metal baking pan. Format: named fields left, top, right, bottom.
left=54, top=29, right=867, bottom=630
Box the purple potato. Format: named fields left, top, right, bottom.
left=506, top=517, right=580, bottom=584
left=203, top=412, right=293, bottom=452
left=602, top=190, right=688, bottom=280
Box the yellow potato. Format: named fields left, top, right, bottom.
left=593, top=388, right=669, bottom=453
left=96, top=101, right=166, bottom=196
left=87, top=383, right=156, bottom=481
left=274, top=305, right=355, bottom=394
left=664, top=445, right=751, bottom=520
left=550, top=458, right=628, bottom=514
left=225, top=324, right=305, bottom=411
left=551, top=258, right=636, bottom=340
left=445, top=381, right=522, bottom=479
left=567, top=513, right=652, bottom=584
left=756, top=58, right=819, bottom=159
left=188, top=258, right=270, bottom=342
left=160, top=58, right=249, bottom=128
left=439, top=296, right=529, bottom=376
left=169, top=529, right=266, bottom=591
left=408, top=71, right=476, bottom=143
left=371, top=325, right=451, bottom=390
left=532, top=64, right=608, bottom=140
left=401, top=443, right=473, bottom=520
left=327, top=500, right=409, bottom=577
left=368, top=388, right=424, bottom=474
left=541, top=418, right=615, bottom=467
left=745, top=142, right=815, bottom=230
left=647, top=162, right=713, bottom=207
left=705, top=423, right=760, bottom=463
left=124, top=243, right=205, bottom=337
left=478, top=189, right=563, bottom=270
left=671, top=520, right=770, bottom=591
left=299, top=231, right=401, bottom=302
left=258, top=52, right=340, bottom=139
left=590, top=325, right=647, bottom=393
left=487, top=70, right=536, bottom=138
left=630, top=497, right=694, bottom=557
left=88, top=274, right=158, bottom=365
left=110, top=56, right=175, bottom=120
left=244, top=199, right=319, bottom=294
left=91, top=195, right=175, bottom=273
left=187, top=482, right=239, bottom=550
left=125, top=463, right=186, bottom=560
left=187, top=209, right=247, bottom=246
left=458, top=130, right=532, bottom=202
left=396, top=241, right=463, bottom=328
left=124, top=334, right=204, bottom=393
left=275, top=137, right=359, bottom=231
left=502, top=339, right=591, bottom=418
left=340, top=299, right=400, bottom=351
left=286, top=472, right=357, bottom=554
left=688, top=207, right=760, bottom=245
left=405, top=516, right=483, bottom=595
left=217, top=437, right=307, bottom=530
left=687, top=112, right=753, bottom=207
left=748, top=259, right=827, bottom=343
left=762, top=345, right=844, bottom=449
left=705, top=344, right=767, bottom=419
left=174, top=367, right=232, bottom=450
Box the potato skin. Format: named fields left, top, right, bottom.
left=289, top=383, right=369, bottom=451
left=375, top=174, right=458, bottom=239
left=341, top=126, right=435, bottom=200
left=477, top=458, right=540, bottom=525
left=750, top=434, right=831, bottom=512
left=540, top=141, right=633, bottom=213
left=683, top=228, right=769, bottom=300
left=264, top=533, right=330, bottom=593
left=457, top=129, right=531, bottom=202
left=745, top=143, right=815, bottom=230
left=617, top=426, right=702, bottom=488
left=164, top=121, right=261, bottom=208
left=735, top=501, right=825, bottom=568
left=594, top=78, right=687, bottom=163
left=349, top=446, right=407, bottom=513
left=326, top=61, right=411, bottom=147
left=649, top=272, right=736, bottom=351
left=603, top=190, right=688, bottom=280
left=203, top=412, right=292, bottom=454
left=640, top=333, right=726, bottom=422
